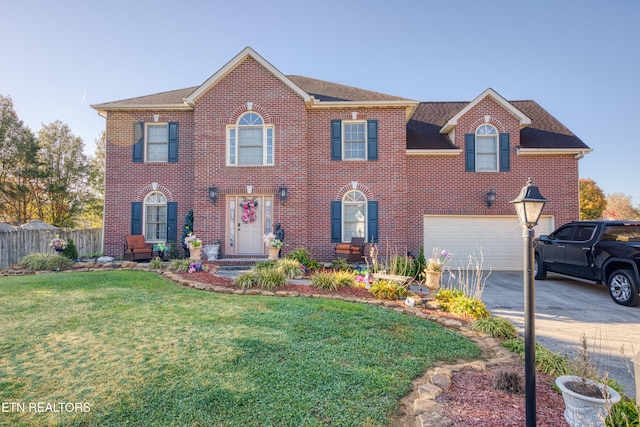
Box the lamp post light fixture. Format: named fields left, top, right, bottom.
left=510, top=178, right=548, bottom=427
left=486, top=188, right=496, bottom=208
left=208, top=185, right=218, bottom=205
left=278, top=183, right=288, bottom=206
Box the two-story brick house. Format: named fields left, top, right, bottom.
left=92, top=47, right=590, bottom=270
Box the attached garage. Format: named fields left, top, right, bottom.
left=423, top=215, right=555, bottom=271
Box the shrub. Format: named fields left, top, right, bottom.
left=492, top=369, right=523, bottom=394
left=286, top=248, right=322, bottom=271
left=19, top=253, right=74, bottom=271
left=256, top=267, right=287, bottom=290
left=330, top=258, right=351, bottom=271
left=167, top=242, right=182, bottom=259
left=389, top=255, right=417, bottom=277
left=310, top=271, right=338, bottom=291
left=277, top=259, right=304, bottom=278
left=369, top=280, right=408, bottom=300
left=333, top=270, right=356, bottom=288
left=502, top=338, right=570, bottom=376
left=436, top=288, right=490, bottom=320
left=607, top=390, right=639, bottom=427
left=61, top=238, right=78, bottom=260
left=470, top=316, right=518, bottom=338
left=149, top=257, right=163, bottom=269
left=168, top=259, right=191, bottom=272
left=255, top=260, right=277, bottom=271
left=234, top=271, right=257, bottom=289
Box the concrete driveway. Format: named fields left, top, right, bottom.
left=480, top=271, right=639, bottom=399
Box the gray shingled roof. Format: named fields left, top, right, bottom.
left=408, top=100, right=589, bottom=150
left=92, top=76, right=588, bottom=150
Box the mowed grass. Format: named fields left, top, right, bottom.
left=0, top=270, right=480, bottom=426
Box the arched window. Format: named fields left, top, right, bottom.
left=144, top=192, right=167, bottom=242
left=343, top=190, right=367, bottom=241
left=475, top=124, right=498, bottom=171
left=227, top=112, right=274, bottom=166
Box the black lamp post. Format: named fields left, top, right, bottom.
left=510, top=178, right=548, bottom=427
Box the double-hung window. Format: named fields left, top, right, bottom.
left=147, top=124, right=169, bottom=162
left=228, top=112, right=274, bottom=166
left=475, top=125, right=498, bottom=171
left=144, top=192, right=167, bottom=242
left=132, top=121, right=178, bottom=163
left=343, top=122, right=366, bottom=160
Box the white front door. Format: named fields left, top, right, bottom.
left=228, top=195, right=272, bottom=255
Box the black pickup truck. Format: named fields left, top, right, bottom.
left=534, top=220, right=640, bottom=306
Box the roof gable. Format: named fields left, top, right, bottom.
left=184, top=47, right=310, bottom=105
left=440, top=88, right=531, bottom=134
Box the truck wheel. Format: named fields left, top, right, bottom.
left=534, top=255, right=547, bottom=280
left=608, top=269, right=640, bottom=307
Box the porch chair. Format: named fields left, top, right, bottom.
left=123, top=235, right=153, bottom=261
left=334, top=237, right=365, bottom=262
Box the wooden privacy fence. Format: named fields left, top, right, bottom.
left=0, top=228, right=103, bottom=270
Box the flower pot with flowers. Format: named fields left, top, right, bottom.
left=263, top=232, right=283, bottom=260
left=184, top=233, right=202, bottom=260
left=50, top=235, right=67, bottom=253
left=153, top=243, right=169, bottom=260
left=423, top=249, right=451, bottom=290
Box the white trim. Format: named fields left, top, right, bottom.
left=440, top=88, right=531, bottom=134
left=185, top=47, right=311, bottom=105
left=406, top=149, right=462, bottom=156
left=516, top=148, right=592, bottom=156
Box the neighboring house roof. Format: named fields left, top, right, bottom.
left=19, top=219, right=59, bottom=230
left=0, top=222, right=15, bottom=232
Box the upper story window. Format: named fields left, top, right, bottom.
left=331, top=119, right=378, bottom=161
left=144, top=191, right=167, bottom=242
left=343, top=122, right=366, bottom=160
left=227, top=112, right=274, bottom=166
left=464, top=125, right=510, bottom=172
left=475, top=125, right=498, bottom=171
left=147, top=124, right=168, bottom=162
left=132, top=121, right=178, bottom=163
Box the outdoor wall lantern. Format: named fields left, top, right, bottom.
left=510, top=177, right=548, bottom=427
left=208, top=185, right=218, bottom=205
left=278, top=184, right=288, bottom=206
left=486, top=188, right=496, bottom=208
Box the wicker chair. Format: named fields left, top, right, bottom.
left=334, top=237, right=365, bottom=262
left=123, top=235, right=153, bottom=261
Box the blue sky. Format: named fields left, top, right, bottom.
left=2, top=0, right=639, bottom=205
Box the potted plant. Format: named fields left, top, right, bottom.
left=50, top=235, right=67, bottom=253
left=203, top=239, right=221, bottom=261
left=263, top=232, right=282, bottom=261
left=423, top=249, right=451, bottom=290
left=555, top=334, right=621, bottom=427
left=184, top=233, right=202, bottom=261
left=153, top=243, right=169, bottom=260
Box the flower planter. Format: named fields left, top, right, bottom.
left=203, top=244, right=220, bottom=261
left=189, top=246, right=202, bottom=261
left=268, top=247, right=279, bottom=261
left=555, top=375, right=621, bottom=427
left=424, top=271, right=442, bottom=290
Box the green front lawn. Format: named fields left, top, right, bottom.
left=0, top=270, right=480, bottom=426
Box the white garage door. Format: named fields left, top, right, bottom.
left=423, top=215, right=555, bottom=271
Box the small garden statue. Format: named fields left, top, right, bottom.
left=273, top=223, right=284, bottom=257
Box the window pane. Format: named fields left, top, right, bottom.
left=144, top=205, right=167, bottom=241
left=476, top=137, right=497, bottom=171
left=148, top=125, right=168, bottom=142
left=229, top=128, right=236, bottom=165
left=344, top=203, right=366, bottom=239
left=239, top=127, right=263, bottom=165
left=266, top=128, right=273, bottom=164
left=147, top=143, right=168, bottom=161
left=147, top=124, right=168, bottom=162
left=344, top=123, right=365, bottom=160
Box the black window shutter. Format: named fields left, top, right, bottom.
left=331, top=201, right=342, bottom=242
left=133, top=122, right=144, bottom=163
left=465, top=133, right=475, bottom=172
left=499, top=133, right=510, bottom=171
left=168, top=122, right=179, bottom=163
left=367, top=120, right=378, bottom=160
left=131, top=202, right=143, bottom=235
left=166, top=202, right=177, bottom=242
left=367, top=201, right=378, bottom=243
left=331, top=120, right=342, bottom=160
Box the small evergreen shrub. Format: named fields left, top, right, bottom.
left=168, top=259, right=191, bottom=272
left=61, top=238, right=78, bottom=260
left=310, top=271, right=338, bottom=290
left=234, top=271, right=257, bottom=289
left=287, top=248, right=322, bottom=271
left=277, top=258, right=304, bottom=278
left=256, top=267, right=287, bottom=290
left=369, top=280, right=408, bottom=300
left=470, top=316, right=518, bottom=338
left=330, top=258, right=351, bottom=271
left=19, top=253, right=73, bottom=271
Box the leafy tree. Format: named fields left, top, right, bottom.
left=80, top=131, right=106, bottom=227
left=0, top=94, right=44, bottom=223
left=37, top=120, right=91, bottom=228
left=603, top=193, right=639, bottom=220
left=579, top=178, right=606, bottom=220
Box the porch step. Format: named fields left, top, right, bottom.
left=210, top=257, right=266, bottom=270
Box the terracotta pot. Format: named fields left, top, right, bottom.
left=268, top=247, right=279, bottom=261
left=555, top=375, right=621, bottom=427
left=424, top=270, right=442, bottom=290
